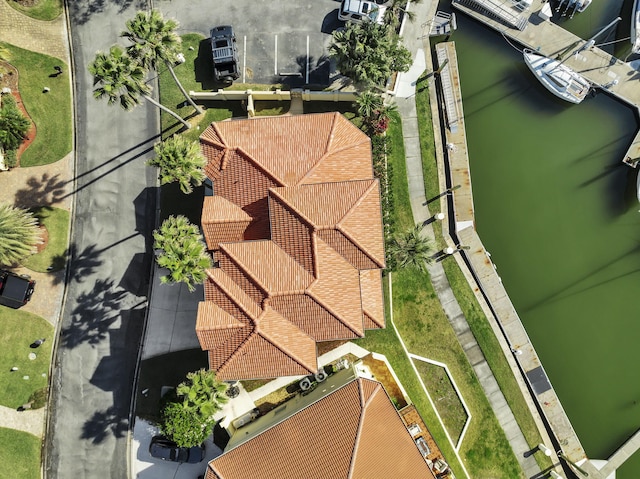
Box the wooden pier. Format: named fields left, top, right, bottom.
left=452, top=0, right=640, bottom=167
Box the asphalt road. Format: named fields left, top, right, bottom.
left=45, top=1, right=157, bottom=478
left=45, top=1, right=343, bottom=478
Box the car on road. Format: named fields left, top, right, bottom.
left=210, top=25, right=240, bottom=83
left=0, top=270, right=36, bottom=309
left=149, top=436, right=205, bottom=464
left=338, top=0, right=387, bottom=24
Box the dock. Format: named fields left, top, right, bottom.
left=452, top=0, right=640, bottom=167
left=431, top=36, right=640, bottom=478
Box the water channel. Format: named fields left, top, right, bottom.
left=444, top=1, right=640, bottom=476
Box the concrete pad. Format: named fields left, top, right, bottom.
left=396, top=48, right=426, bottom=98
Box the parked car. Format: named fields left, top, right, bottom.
left=149, top=436, right=205, bottom=464
left=0, top=270, right=36, bottom=309
left=338, top=0, right=387, bottom=24
left=210, top=25, right=240, bottom=84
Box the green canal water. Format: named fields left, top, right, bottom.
left=447, top=3, right=640, bottom=477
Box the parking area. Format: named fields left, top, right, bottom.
left=156, top=0, right=344, bottom=86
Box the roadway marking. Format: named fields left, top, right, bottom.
left=306, top=35, right=310, bottom=84
left=274, top=34, right=278, bottom=75
left=243, top=35, right=247, bottom=84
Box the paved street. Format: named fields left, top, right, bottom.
left=45, top=1, right=158, bottom=478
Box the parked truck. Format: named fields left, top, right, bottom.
left=210, top=25, right=240, bottom=84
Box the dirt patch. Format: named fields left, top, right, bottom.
left=0, top=61, right=36, bottom=166
left=35, top=225, right=49, bottom=253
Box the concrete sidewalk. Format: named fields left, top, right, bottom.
left=393, top=2, right=542, bottom=478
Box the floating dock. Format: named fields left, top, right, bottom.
left=452, top=0, right=640, bottom=167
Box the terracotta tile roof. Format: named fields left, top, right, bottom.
left=220, top=240, right=314, bottom=294
left=270, top=180, right=385, bottom=269
left=199, top=270, right=317, bottom=380
left=360, top=269, right=385, bottom=329
left=205, top=377, right=435, bottom=479
left=201, top=196, right=252, bottom=250
left=197, top=113, right=386, bottom=380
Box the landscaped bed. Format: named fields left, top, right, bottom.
left=0, top=42, right=72, bottom=167
left=7, top=0, right=63, bottom=21
left=22, top=206, right=69, bottom=272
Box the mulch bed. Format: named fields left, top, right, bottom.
left=0, top=61, right=36, bottom=167
left=12, top=0, right=39, bottom=6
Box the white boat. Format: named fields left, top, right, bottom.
left=523, top=49, right=591, bottom=104
left=632, top=0, right=640, bottom=54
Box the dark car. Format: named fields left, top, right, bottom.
left=148, top=436, right=205, bottom=464
left=210, top=25, right=240, bottom=83
left=0, top=270, right=36, bottom=309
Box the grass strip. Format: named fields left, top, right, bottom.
left=1, top=42, right=72, bottom=166
left=0, top=307, right=53, bottom=408
left=22, top=206, right=69, bottom=272
left=415, top=64, right=552, bottom=471
left=0, top=427, right=41, bottom=479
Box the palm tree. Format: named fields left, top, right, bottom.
left=0, top=95, right=31, bottom=151
left=176, top=369, right=228, bottom=419
left=354, top=90, right=384, bottom=122
left=388, top=223, right=435, bottom=272
left=153, top=215, right=212, bottom=291
left=384, top=0, right=423, bottom=29
left=329, top=21, right=412, bottom=88
left=147, top=135, right=206, bottom=194
left=122, top=9, right=204, bottom=114
left=0, top=203, right=42, bottom=266
left=88, top=44, right=190, bottom=129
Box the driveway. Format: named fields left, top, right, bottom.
left=156, top=0, right=343, bottom=86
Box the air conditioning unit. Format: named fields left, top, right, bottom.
left=315, top=369, right=328, bottom=382
left=232, top=408, right=259, bottom=429
left=299, top=377, right=312, bottom=391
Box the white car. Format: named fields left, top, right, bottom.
left=338, top=0, right=387, bottom=24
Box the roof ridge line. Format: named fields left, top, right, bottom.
left=255, top=308, right=318, bottom=373
left=234, top=146, right=286, bottom=185
left=216, top=329, right=259, bottom=375
left=305, top=289, right=364, bottom=338
left=206, top=268, right=262, bottom=320
left=347, top=378, right=378, bottom=479
left=268, top=188, right=316, bottom=229
left=219, top=244, right=271, bottom=298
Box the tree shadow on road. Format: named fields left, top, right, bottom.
left=81, top=406, right=129, bottom=444
left=68, top=0, right=146, bottom=26
left=60, top=278, right=126, bottom=349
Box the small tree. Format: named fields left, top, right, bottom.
left=0, top=203, right=42, bottom=266
left=160, top=369, right=228, bottom=447
left=153, top=215, right=212, bottom=291
left=329, top=22, right=412, bottom=88
left=388, top=223, right=434, bottom=272
left=0, top=95, right=30, bottom=151
left=161, top=401, right=215, bottom=448
left=122, top=9, right=204, bottom=114
left=147, top=135, right=206, bottom=194
left=88, top=45, right=190, bottom=129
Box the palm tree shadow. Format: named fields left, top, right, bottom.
left=68, top=0, right=146, bottom=26
left=49, top=243, right=104, bottom=285
left=14, top=173, right=68, bottom=208
left=81, top=406, right=128, bottom=444
left=61, top=278, right=127, bottom=349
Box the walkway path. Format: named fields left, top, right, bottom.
left=394, top=2, right=547, bottom=478
left=0, top=0, right=69, bottom=63
left=0, top=404, right=44, bottom=437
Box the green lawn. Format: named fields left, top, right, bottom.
left=7, top=0, right=62, bottom=21
left=0, top=307, right=53, bottom=409
left=415, top=70, right=552, bottom=471
left=0, top=427, right=41, bottom=479
left=22, top=206, right=69, bottom=272
left=1, top=42, right=72, bottom=166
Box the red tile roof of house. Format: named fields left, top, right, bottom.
left=205, top=377, right=436, bottom=479
left=197, top=113, right=385, bottom=380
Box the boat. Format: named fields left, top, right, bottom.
left=523, top=49, right=591, bottom=104
left=632, top=0, right=640, bottom=54
left=575, top=0, right=591, bottom=13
